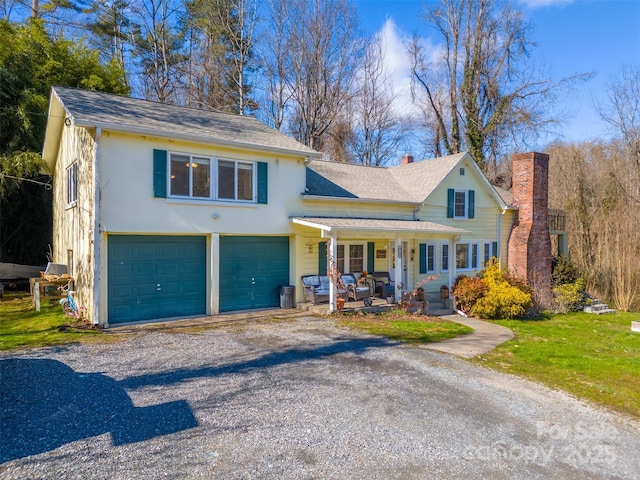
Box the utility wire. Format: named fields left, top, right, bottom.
left=0, top=174, right=52, bottom=189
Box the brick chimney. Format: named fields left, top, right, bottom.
left=401, top=154, right=414, bottom=165
left=507, top=152, right=553, bottom=309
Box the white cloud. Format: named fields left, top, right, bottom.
left=374, top=18, right=443, bottom=117
left=518, top=0, right=574, bottom=8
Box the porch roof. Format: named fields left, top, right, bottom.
left=291, top=217, right=470, bottom=236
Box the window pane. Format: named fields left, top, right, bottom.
left=218, top=160, right=235, bottom=199
left=442, top=244, right=449, bottom=271
left=454, top=191, right=466, bottom=217
left=456, top=243, right=469, bottom=269
left=192, top=157, right=210, bottom=198
left=349, top=244, right=364, bottom=273
left=337, top=245, right=345, bottom=273
left=484, top=243, right=491, bottom=265
left=170, top=154, right=189, bottom=196
left=472, top=243, right=478, bottom=269
left=427, top=244, right=435, bottom=272
left=237, top=162, right=253, bottom=200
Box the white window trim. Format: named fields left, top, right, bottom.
left=455, top=241, right=481, bottom=271
left=441, top=242, right=449, bottom=273
left=167, top=152, right=257, bottom=203
left=216, top=157, right=257, bottom=203
left=453, top=189, right=469, bottom=219
left=337, top=241, right=367, bottom=274
left=482, top=241, right=497, bottom=267
left=426, top=242, right=437, bottom=273
left=65, top=162, right=78, bottom=208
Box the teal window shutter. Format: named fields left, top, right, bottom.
left=492, top=241, right=498, bottom=258
left=257, top=162, right=268, bottom=204
left=419, top=243, right=427, bottom=274
left=468, top=190, right=475, bottom=218
left=447, top=189, right=454, bottom=218
left=367, top=242, right=375, bottom=272
left=318, top=242, right=327, bottom=274
left=153, top=149, right=167, bottom=198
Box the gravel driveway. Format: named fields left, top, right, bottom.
left=1, top=316, right=638, bottom=479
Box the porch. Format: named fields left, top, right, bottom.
left=292, top=216, right=470, bottom=313
left=296, top=293, right=456, bottom=317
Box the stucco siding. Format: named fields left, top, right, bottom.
left=98, top=132, right=306, bottom=235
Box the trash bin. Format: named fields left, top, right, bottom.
left=279, top=285, right=295, bottom=309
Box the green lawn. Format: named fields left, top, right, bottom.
left=472, top=311, right=640, bottom=418
left=338, top=310, right=473, bottom=344
left=0, top=293, right=106, bottom=350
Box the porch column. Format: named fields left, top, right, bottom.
left=328, top=234, right=337, bottom=312
left=394, top=237, right=403, bottom=299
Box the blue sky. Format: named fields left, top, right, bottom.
left=355, top=0, right=640, bottom=147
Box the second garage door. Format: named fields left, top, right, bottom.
left=219, top=236, right=290, bottom=312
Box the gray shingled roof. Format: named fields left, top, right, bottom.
left=291, top=217, right=470, bottom=234
left=305, top=152, right=467, bottom=203
left=50, top=86, right=320, bottom=157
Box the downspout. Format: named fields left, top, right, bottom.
left=92, top=127, right=101, bottom=326
left=498, top=207, right=507, bottom=269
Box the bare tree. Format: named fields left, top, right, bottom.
left=598, top=64, right=640, bottom=172
left=129, top=0, right=185, bottom=103
left=348, top=34, right=404, bottom=166
left=261, top=0, right=363, bottom=151
left=257, top=0, right=293, bottom=130
left=410, top=0, right=585, bottom=172
left=548, top=139, right=640, bottom=312
left=186, top=0, right=258, bottom=114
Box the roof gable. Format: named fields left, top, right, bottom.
left=305, top=151, right=507, bottom=209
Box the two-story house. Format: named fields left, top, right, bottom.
left=43, top=87, right=558, bottom=327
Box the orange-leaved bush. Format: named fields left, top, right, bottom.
left=452, top=276, right=488, bottom=314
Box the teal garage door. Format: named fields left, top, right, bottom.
left=219, top=236, right=290, bottom=312
left=108, top=235, right=206, bottom=324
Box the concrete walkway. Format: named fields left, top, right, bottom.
left=424, top=315, right=514, bottom=358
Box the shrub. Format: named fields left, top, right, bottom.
left=552, top=256, right=581, bottom=286
left=471, top=282, right=533, bottom=319
left=552, top=278, right=586, bottom=313
left=470, top=259, right=533, bottom=319
left=502, top=271, right=533, bottom=296
left=452, top=276, right=488, bottom=314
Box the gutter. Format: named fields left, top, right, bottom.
left=302, top=195, right=420, bottom=207
left=71, top=119, right=323, bottom=160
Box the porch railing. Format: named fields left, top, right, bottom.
left=548, top=208, right=566, bottom=232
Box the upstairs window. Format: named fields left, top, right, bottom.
left=66, top=162, right=77, bottom=207
left=454, top=191, right=467, bottom=217
left=170, top=154, right=211, bottom=198
left=447, top=188, right=475, bottom=219
left=218, top=160, right=254, bottom=201
left=154, top=149, right=267, bottom=204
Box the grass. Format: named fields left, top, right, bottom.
left=0, top=293, right=109, bottom=350
left=471, top=311, right=640, bottom=418
left=337, top=309, right=473, bottom=344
